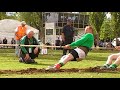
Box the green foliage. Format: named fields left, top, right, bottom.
left=100, top=17, right=114, bottom=40
left=79, top=12, right=89, bottom=15
left=16, top=12, right=42, bottom=30
left=0, top=12, right=17, bottom=20
left=15, top=12, right=44, bottom=40
left=0, top=12, right=7, bottom=20
left=89, top=12, right=106, bottom=34
left=110, top=12, right=120, bottom=37
left=89, top=12, right=106, bottom=46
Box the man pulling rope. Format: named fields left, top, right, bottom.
left=46, top=26, right=94, bottom=71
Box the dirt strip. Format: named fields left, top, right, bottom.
left=0, top=66, right=120, bottom=74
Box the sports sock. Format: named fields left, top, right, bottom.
left=54, top=62, right=64, bottom=69
left=59, top=62, right=64, bottom=67
left=109, top=64, right=117, bottom=68
left=54, top=63, right=61, bottom=69
left=104, top=64, right=110, bottom=67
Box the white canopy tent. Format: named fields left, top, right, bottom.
left=0, top=19, right=39, bottom=44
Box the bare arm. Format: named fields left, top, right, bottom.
left=61, top=33, right=65, bottom=42
left=63, top=44, right=71, bottom=49
left=115, top=46, right=120, bottom=50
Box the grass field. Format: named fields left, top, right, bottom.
left=0, top=48, right=120, bottom=78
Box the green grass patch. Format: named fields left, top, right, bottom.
left=0, top=48, right=119, bottom=78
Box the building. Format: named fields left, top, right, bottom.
left=42, top=12, right=89, bottom=45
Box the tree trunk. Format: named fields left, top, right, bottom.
left=96, top=33, right=100, bottom=47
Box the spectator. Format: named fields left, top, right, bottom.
left=99, top=40, right=104, bottom=47
left=55, top=37, right=61, bottom=50
left=19, top=29, right=40, bottom=64
left=61, top=19, right=75, bottom=56
left=11, top=38, right=16, bottom=49
left=15, top=21, right=27, bottom=57
left=3, top=37, right=7, bottom=48
left=116, top=38, right=120, bottom=46
left=0, top=38, right=2, bottom=48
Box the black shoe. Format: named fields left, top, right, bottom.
left=31, top=59, right=38, bottom=64
left=24, top=59, right=37, bottom=64
left=71, top=58, right=76, bottom=61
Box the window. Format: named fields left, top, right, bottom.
left=46, top=29, right=53, bottom=35
left=79, top=15, right=84, bottom=24
left=84, top=24, right=88, bottom=28
left=69, top=13, right=74, bottom=20
left=84, top=15, right=89, bottom=24
left=56, top=29, right=60, bottom=35
left=74, top=23, right=78, bottom=28
left=56, top=23, right=58, bottom=27
left=56, top=29, right=63, bottom=35
left=79, top=24, right=83, bottom=28
left=43, top=23, right=45, bottom=27
left=42, top=13, right=45, bottom=23
left=45, top=13, right=50, bottom=22
left=58, top=23, right=62, bottom=27
left=63, top=22, right=67, bottom=26
left=74, top=14, right=79, bottom=23
left=64, top=13, right=68, bottom=22
left=58, top=13, right=64, bottom=22
left=60, top=29, right=62, bottom=35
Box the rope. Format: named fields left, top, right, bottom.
left=0, top=44, right=115, bottom=50
left=0, top=44, right=65, bottom=48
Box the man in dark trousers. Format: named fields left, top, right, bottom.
left=61, top=19, right=75, bottom=56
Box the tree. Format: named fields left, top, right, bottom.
left=16, top=12, right=43, bottom=41
left=110, top=12, right=120, bottom=37
left=89, top=12, right=106, bottom=46
left=0, top=12, right=7, bottom=20
left=110, top=12, right=120, bottom=46
left=100, top=16, right=114, bottom=41
left=6, top=12, right=17, bottom=19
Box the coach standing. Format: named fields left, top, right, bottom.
left=61, top=19, right=75, bottom=56
left=15, top=21, right=27, bottom=57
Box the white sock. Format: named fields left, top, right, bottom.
left=59, top=55, right=69, bottom=64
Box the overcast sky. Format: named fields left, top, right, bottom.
left=106, top=12, right=111, bottom=18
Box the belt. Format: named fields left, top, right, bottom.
left=78, top=46, right=89, bottom=55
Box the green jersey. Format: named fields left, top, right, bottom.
left=70, top=33, right=94, bottom=49
left=20, top=36, right=39, bottom=54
